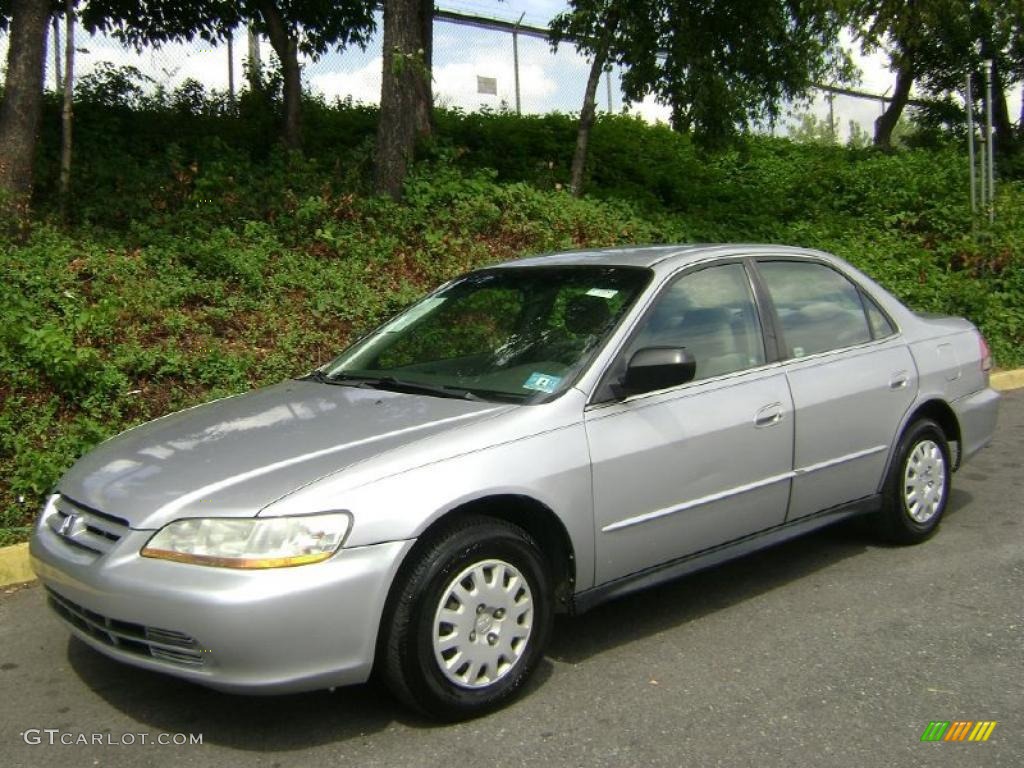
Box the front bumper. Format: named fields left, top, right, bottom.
left=30, top=504, right=414, bottom=694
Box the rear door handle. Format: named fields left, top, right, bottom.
left=754, top=403, right=784, bottom=427
left=889, top=371, right=909, bottom=390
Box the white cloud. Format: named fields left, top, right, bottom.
left=433, top=46, right=560, bottom=111
left=625, top=93, right=671, bottom=125
left=310, top=57, right=382, bottom=105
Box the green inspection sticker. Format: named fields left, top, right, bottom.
left=523, top=372, right=562, bottom=393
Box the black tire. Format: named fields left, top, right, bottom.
left=875, top=419, right=951, bottom=545
left=378, top=515, right=553, bottom=720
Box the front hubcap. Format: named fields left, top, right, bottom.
left=432, top=558, right=534, bottom=689
left=903, top=439, right=947, bottom=523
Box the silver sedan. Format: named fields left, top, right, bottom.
left=30, top=245, right=1000, bottom=719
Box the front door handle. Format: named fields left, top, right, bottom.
left=889, top=370, right=910, bottom=390
left=754, top=403, right=784, bottom=428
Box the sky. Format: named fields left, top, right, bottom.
left=442, top=0, right=570, bottom=27
left=3, top=0, right=1020, bottom=142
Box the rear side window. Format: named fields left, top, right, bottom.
left=758, top=261, right=872, bottom=357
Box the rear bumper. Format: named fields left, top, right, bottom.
left=30, top=505, right=414, bottom=694
left=952, top=386, right=1000, bottom=467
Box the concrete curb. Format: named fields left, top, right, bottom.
left=992, top=369, right=1024, bottom=392
left=1, top=367, right=1023, bottom=589
left=0, top=543, right=34, bottom=588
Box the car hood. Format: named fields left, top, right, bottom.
left=57, top=380, right=509, bottom=529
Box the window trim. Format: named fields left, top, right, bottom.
left=588, top=258, right=776, bottom=405
left=749, top=256, right=901, bottom=361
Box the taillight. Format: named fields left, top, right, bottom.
left=978, top=333, right=992, bottom=373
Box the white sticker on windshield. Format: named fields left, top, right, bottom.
left=586, top=288, right=618, bottom=299
left=523, top=372, right=562, bottom=393
left=382, top=297, right=446, bottom=333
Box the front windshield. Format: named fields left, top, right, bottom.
left=320, top=266, right=652, bottom=403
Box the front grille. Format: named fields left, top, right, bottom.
left=47, top=496, right=130, bottom=556
left=46, top=587, right=207, bottom=668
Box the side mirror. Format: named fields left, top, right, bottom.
left=620, top=347, right=696, bottom=396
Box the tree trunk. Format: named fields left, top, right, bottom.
left=59, top=1, right=74, bottom=221
left=413, top=0, right=433, bottom=137
left=570, top=47, right=608, bottom=197
left=874, top=60, right=914, bottom=148
left=375, top=0, right=434, bottom=199
left=570, top=14, right=619, bottom=197
left=258, top=0, right=302, bottom=151
left=990, top=60, right=1016, bottom=156
left=0, top=0, right=51, bottom=219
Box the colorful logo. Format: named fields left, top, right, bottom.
left=920, top=721, right=997, bottom=742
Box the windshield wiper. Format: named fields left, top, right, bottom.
left=324, top=373, right=485, bottom=401
left=302, top=369, right=334, bottom=384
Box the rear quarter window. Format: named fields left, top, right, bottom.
left=862, top=291, right=897, bottom=339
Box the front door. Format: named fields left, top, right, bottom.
left=585, top=262, right=795, bottom=585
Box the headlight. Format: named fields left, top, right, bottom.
left=140, top=512, right=352, bottom=569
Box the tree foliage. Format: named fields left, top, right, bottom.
left=851, top=0, right=1024, bottom=151
left=552, top=0, right=852, bottom=144
left=79, top=1, right=375, bottom=57
left=78, top=1, right=377, bottom=149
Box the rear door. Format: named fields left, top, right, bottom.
left=585, top=261, right=795, bottom=584
left=753, top=258, right=916, bottom=520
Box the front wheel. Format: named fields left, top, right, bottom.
left=378, top=515, right=553, bottom=720
left=875, top=419, right=951, bottom=544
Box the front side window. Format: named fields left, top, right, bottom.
left=622, top=263, right=767, bottom=383
left=322, top=266, right=652, bottom=402
left=758, top=261, right=872, bottom=357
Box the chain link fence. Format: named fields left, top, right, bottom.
left=0, top=6, right=923, bottom=142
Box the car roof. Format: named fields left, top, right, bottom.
left=493, top=244, right=831, bottom=271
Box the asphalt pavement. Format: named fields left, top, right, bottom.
left=2, top=390, right=1022, bottom=768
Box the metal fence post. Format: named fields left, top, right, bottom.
left=966, top=74, right=976, bottom=215
left=984, top=59, right=995, bottom=222
left=827, top=92, right=835, bottom=142
left=513, top=13, right=524, bottom=115
left=227, top=29, right=236, bottom=106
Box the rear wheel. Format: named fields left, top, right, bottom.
left=379, top=515, right=553, bottom=720
left=876, top=419, right=951, bottom=544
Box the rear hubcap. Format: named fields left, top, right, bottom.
left=903, top=439, right=946, bottom=523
